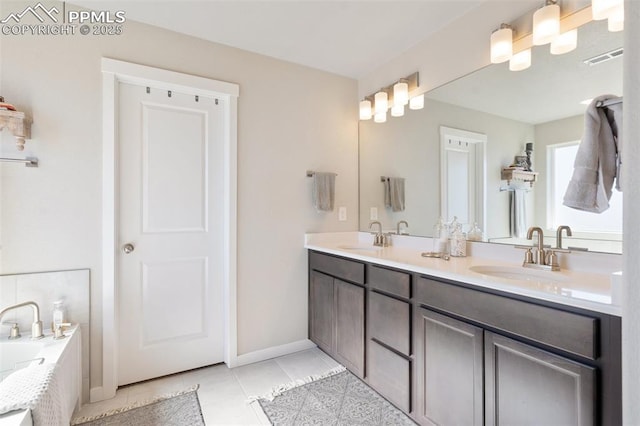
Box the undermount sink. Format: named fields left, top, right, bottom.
left=469, top=265, right=569, bottom=284
left=337, top=244, right=383, bottom=252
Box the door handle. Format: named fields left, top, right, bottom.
left=122, top=243, right=135, bottom=254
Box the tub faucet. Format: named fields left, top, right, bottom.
left=556, top=225, right=572, bottom=249
left=0, top=301, right=44, bottom=339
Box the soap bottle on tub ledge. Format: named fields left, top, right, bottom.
left=51, top=300, right=66, bottom=333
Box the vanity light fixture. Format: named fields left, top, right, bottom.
left=490, top=24, right=513, bottom=63
left=533, top=0, right=560, bottom=46
left=550, top=29, right=578, bottom=55
left=359, top=99, right=372, bottom=120
left=490, top=1, right=611, bottom=73
left=409, top=94, right=424, bottom=110
left=509, top=49, right=532, bottom=71
left=359, top=72, right=422, bottom=122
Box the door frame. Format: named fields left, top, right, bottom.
left=439, top=126, right=487, bottom=232
left=99, top=58, right=239, bottom=401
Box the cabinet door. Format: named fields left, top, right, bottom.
left=309, top=271, right=334, bottom=353
left=485, top=332, right=595, bottom=426
left=335, top=279, right=365, bottom=377
left=415, top=308, right=484, bottom=426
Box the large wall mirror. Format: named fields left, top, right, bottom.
left=359, top=18, right=623, bottom=254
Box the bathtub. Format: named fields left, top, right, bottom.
left=0, top=325, right=82, bottom=426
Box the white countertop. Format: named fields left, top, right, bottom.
left=305, top=232, right=622, bottom=317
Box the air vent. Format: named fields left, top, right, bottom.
left=584, top=47, right=624, bottom=66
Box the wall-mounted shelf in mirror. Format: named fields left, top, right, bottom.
left=501, top=168, right=538, bottom=187
left=0, top=108, right=31, bottom=151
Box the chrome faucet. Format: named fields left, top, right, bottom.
left=0, top=301, right=44, bottom=339
left=397, top=220, right=409, bottom=235
left=369, top=221, right=386, bottom=247
left=556, top=225, right=572, bottom=249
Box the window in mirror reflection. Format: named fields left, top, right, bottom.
left=548, top=141, right=622, bottom=235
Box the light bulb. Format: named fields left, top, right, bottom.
left=409, top=94, right=424, bottom=110
left=374, top=91, right=388, bottom=114
left=391, top=104, right=404, bottom=117
left=550, top=29, right=578, bottom=55
left=359, top=99, right=372, bottom=120
left=374, top=111, right=387, bottom=123
left=490, top=25, right=513, bottom=63
left=608, top=4, right=624, bottom=31
left=533, top=2, right=560, bottom=45
left=393, top=81, right=409, bottom=106
left=592, top=0, right=623, bottom=20
left=509, top=49, right=531, bottom=71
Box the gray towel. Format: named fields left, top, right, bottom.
left=604, top=102, right=623, bottom=190
left=509, top=189, right=527, bottom=238
left=563, top=95, right=618, bottom=213
left=384, top=177, right=405, bottom=212
left=312, top=172, right=336, bottom=212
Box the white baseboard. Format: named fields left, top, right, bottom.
left=231, top=339, right=317, bottom=368
left=89, top=385, right=117, bottom=403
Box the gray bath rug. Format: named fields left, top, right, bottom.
left=71, top=385, right=204, bottom=426
left=257, top=371, right=416, bottom=425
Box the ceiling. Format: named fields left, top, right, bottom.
left=71, top=0, right=485, bottom=78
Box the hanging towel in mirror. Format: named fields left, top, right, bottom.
left=384, top=177, right=405, bottom=212
left=312, top=172, right=337, bottom=212
left=603, top=101, right=623, bottom=191
left=509, top=188, right=527, bottom=239
left=563, top=95, right=618, bottom=213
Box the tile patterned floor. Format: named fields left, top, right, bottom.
left=73, top=348, right=341, bottom=425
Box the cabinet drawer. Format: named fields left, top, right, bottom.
left=369, top=292, right=410, bottom=356
left=416, top=278, right=598, bottom=360
left=309, top=251, right=365, bottom=284
left=369, top=265, right=411, bottom=299
left=368, top=340, right=411, bottom=413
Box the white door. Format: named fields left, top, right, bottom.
left=117, top=82, right=224, bottom=386
left=440, top=126, right=486, bottom=229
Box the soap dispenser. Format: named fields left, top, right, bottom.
left=432, top=217, right=449, bottom=255
left=51, top=300, right=66, bottom=332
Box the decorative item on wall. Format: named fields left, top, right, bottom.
left=0, top=96, right=37, bottom=167
left=359, top=72, right=424, bottom=123
left=307, top=170, right=337, bottom=212
left=489, top=0, right=623, bottom=72
left=0, top=96, right=31, bottom=151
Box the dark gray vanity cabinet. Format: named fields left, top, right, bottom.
left=415, top=276, right=619, bottom=426
left=367, top=265, right=413, bottom=413
left=307, top=250, right=621, bottom=426
left=309, top=252, right=365, bottom=377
